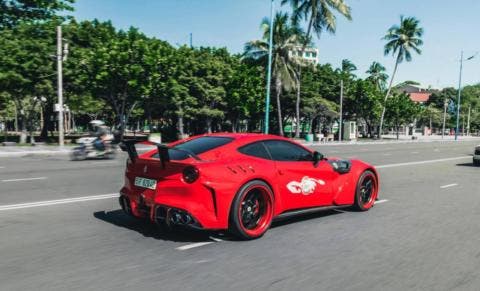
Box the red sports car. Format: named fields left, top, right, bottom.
left=119, top=133, right=379, bottom=240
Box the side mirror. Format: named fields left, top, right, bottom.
left=313, top=151, right=324, bottom=167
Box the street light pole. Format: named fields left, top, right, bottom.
left=455, top=51, right=477, bottom=140
left=467, top=105, right=471, bottom=136
left=339, top=79, right=343, bottom=142
left=264, top=0, right=274, bottom=134
left=57, top=26, right=64, bottom=146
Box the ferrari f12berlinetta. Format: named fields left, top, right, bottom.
left=119, top=133, right=379, bottom=240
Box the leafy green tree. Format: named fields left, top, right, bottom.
left=0, top=0, right=74, bottom=28
left=460, top=84, right=480, bottom=134
left=299, top=67, right=338, bottom=133
left=427, top=87, right=456, bottom=109
left=344, top=79, right=383, bottom=136
left=225, top=57, right=264, bottom=132
left=71, top=23, right=153, bottom=138
left=245, top=12, right=303, bottom=136
left=379, top=16, right=424, bottom=137
left=420, top=103, right=443, bottom=131
left=385, top=93, right=421, bottom=139
left=0, top=20, right=57, bottom=143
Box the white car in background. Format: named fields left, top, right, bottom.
left=474, top=145, right=480, bottom=166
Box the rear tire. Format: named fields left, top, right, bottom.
left=229, top=180, right=274, bottom=240
left=473, top=159, right=480, bottom=167
left=353, top=170, right=378, bottom=211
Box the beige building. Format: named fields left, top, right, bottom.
left=289, top=46, right=319, bottom=65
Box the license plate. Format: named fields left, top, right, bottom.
left=134, top=177, right=157, bottom=190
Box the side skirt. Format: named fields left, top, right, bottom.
left=273, top=204, right=352, bottom=222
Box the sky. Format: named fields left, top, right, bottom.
left=71, top=0, right=480, bottom=89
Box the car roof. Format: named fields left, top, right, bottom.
left=167, top=132, right=298, bottom=150
left=191, top=132, right=290, bottom=143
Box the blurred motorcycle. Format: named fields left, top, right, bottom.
left=70, top=139, right=117, bottom=161
left=70, top=120, right=118, bottom=161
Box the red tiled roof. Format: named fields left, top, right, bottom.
left=409, top=92, right=431, bottom=103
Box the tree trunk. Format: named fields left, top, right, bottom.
left=379, top=52, right=401, bottom=138
left=14, top=102, right=18, bottom=133
left=275, top=78, right=284, bottom=136
left=295, top=69, right=301, bottom=138
left=29, top=123, right=35, bottom=145
left=429, top=116, right=432, bottom=134
left=206, top=118, right=212, bottom=134
left=231, top=118, right=237, bottom=133
left=3, top=118, right=7, bottom=142
left=19, top=115, right=27, bottom=144
left=178, top=115, right=184, bottom=137
left=396, top=124, right=399, bottom=140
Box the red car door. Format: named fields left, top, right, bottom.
left=263, top=140, right=336, bottom=211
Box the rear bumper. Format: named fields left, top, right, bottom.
left=119, top=180, right=230, bottom=230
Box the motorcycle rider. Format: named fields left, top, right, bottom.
left=93, top=125, right=108, bottom=152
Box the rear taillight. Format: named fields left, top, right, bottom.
left=183, top=166, right=199, bottom=183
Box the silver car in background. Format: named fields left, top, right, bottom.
left=474, top=145, right=480, bottom=166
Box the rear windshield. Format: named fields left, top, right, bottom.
left=151, top=136, right=234, bottom=160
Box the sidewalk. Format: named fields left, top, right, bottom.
left=299, top=134, right=480, bottom=146
left=0, top=145, right=72, bottom=157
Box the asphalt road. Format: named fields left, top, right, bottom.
left=0, top=140, right=479, bottom=291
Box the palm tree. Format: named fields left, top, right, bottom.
left=366, top=61, right=388, bottom=90
left=245, top=12, right=303, bottom=136
left=341, top=59, right=357, bottom=76
left=283, top=0, right=352, bottom=39
left=378, top=16, right=423, bottom=137
left=282, top=0, right=352, bottom=138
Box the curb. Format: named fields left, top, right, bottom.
left=300, top=138, right=480, bottom=147
left=0, top=150, right=71, bottom=157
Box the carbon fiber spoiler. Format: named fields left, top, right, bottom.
left=120, top=139, right=201, bottom=169
left=120, top=140, right=170, bottom=169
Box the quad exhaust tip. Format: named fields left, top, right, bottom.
left=155, top=206, right=201, bottom=228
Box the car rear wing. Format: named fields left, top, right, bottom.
left=120, top=140, right=201, bottom=169
left=120, top=140, right=170, bottom=168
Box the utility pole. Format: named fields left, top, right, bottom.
left=467, top=105, right=471, bottom=136
left=57, top=26, right=64, bottom=146
left=455, top=51, right=476, bottom=140
left=189, top=33, right=193, bottom=48
left=264, top=0, right=274, bottom=134
left=442, top=98, right=447, bottom=139
left=339, top=79, right=343, bottom=142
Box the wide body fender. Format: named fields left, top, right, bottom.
left=331, top=159, right=378, bottom=205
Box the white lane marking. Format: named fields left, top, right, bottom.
left=375, top=199, right=388, bottom=204
left=434, top=149, right=440, bottom=152
left=382, top=153, right=392, bottom=156
left=0, top=193, right=118, bottom=211
left=376, top=156, right=470, bottom=169
left=209, top=236, right=224, bottom=242
left=411, top=152, right=419, bottom=154
left=176, top=242, right=214, bottom=250
left=1, top=177, right=47, bottom=182
left=440, top=183, right=458, bottom=189
left=0, top=166, right=5, bottom=169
